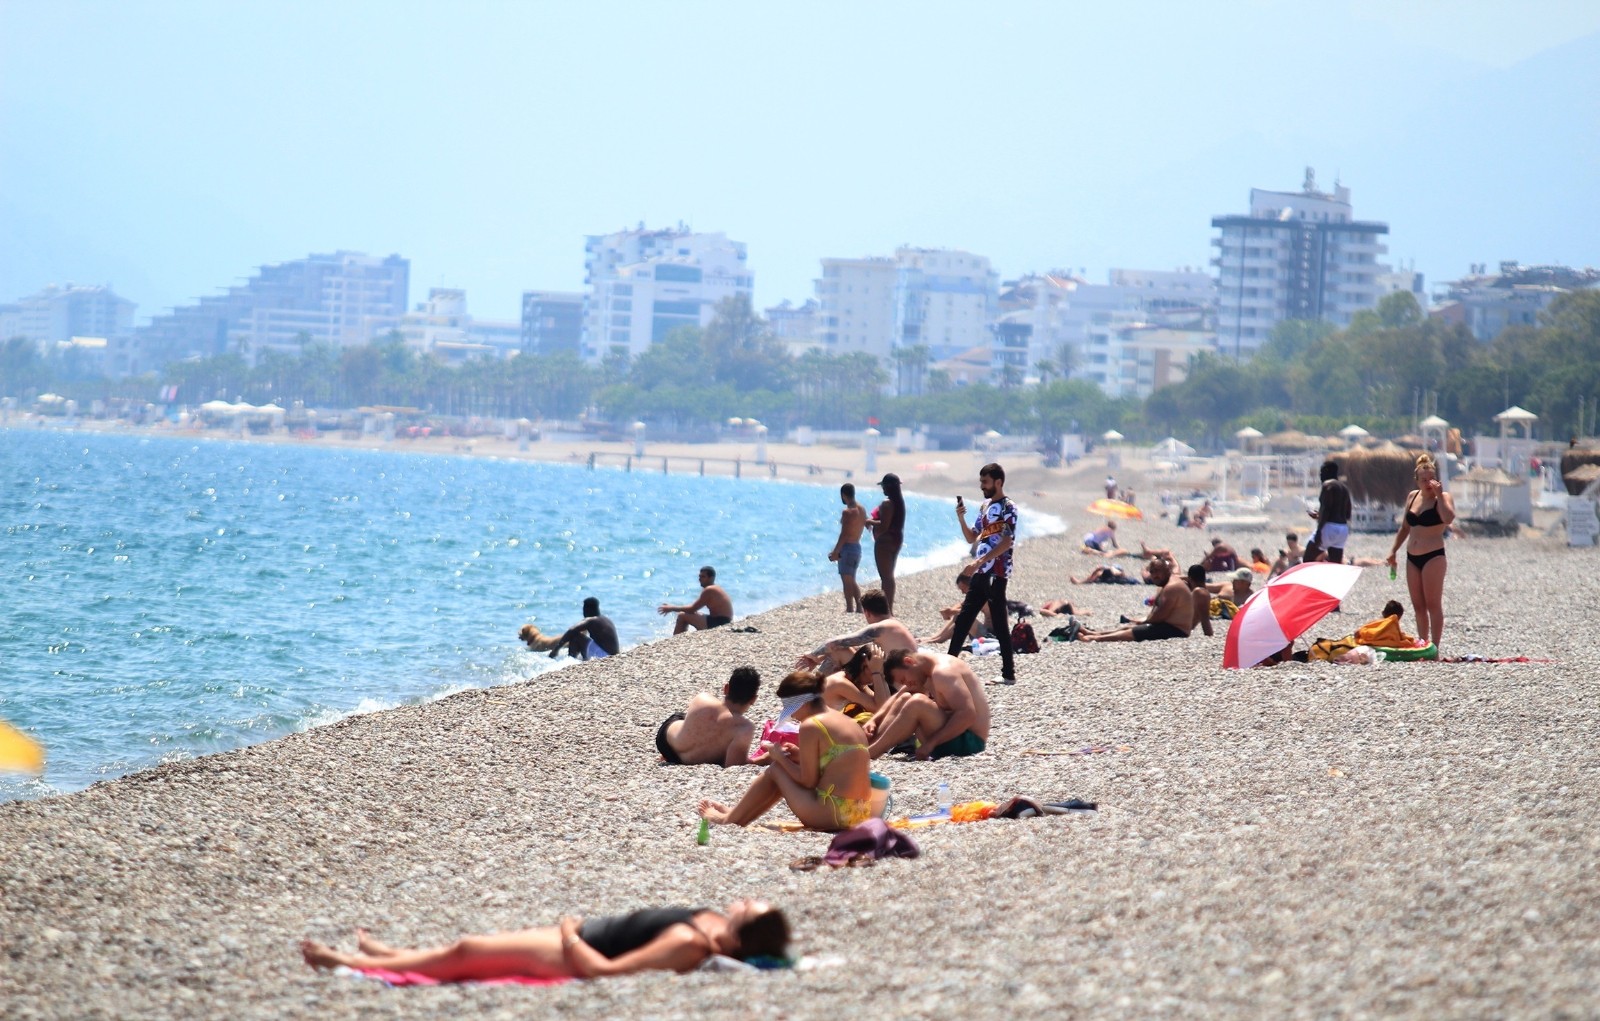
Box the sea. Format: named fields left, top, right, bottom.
left=1, top=427, right=1062, bottom=801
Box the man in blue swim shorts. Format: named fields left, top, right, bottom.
left=828, top=483, right=867, bottom=613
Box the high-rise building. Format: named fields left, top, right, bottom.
left=133, top=251, right=409, bottom=370
left=994, top=269, right=1214, bottom=395
left=1211, top=169, right=1388, bottom=357
left=521, top=290, right=584, bottom=356
left=580, top=226, right=751, bottom=363
left=813, top=247, right=997, bottom=373
left=8, top=284, right=136, bottom=345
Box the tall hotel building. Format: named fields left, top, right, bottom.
left=814, top=247, right=997, bottom=365
left=134, top=251, right=409, bottom=369
left=580, top=226, right=751, bottom=362
left=1211, top=171, right=1388, bottom=357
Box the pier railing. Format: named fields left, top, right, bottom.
left=585, top=451, right=855, bottom=482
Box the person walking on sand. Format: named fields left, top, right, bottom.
left=828, top=483, right=867, bottom=613
left=656, top=667, right=761, bottom=767
left=865, top=650, right=990, bottom=761
left=948, top=463, right=1018, bottom=683
left=1385, top=452, right=1455, bottom=651
left=864, top=473, right=905, bottom=615
left=301, top=899, right=790, bottom=980
left=658, top=566, right=734, bottom=634
left=699, top=671, right=872, bottom=831
left=1310, top=459, right=1353, bottom=564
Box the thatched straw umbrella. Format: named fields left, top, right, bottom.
left=1560, top=452, right=1600, bottom=495
left=1266, top=429, right=1321, bottom=452
left=1331, top=447, right=1424, bottom=507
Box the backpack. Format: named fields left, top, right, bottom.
left=1010, top=620, right=1041, bottom=654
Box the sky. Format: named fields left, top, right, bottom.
left=3, top=0, right=1598, bottom=325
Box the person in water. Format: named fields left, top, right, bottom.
left=658, top=566, right=735, bottom=633
left=300, top=899, right=790, bottom=980
left=1386, top=452, right=1455, bottom=650
left=699, top=670, right=871, bottom=831
left=656, top=667, right=761, bottom=767
left=864, top=473, right=905, bottom=615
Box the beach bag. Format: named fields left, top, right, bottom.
left=1308, top=636, right=1362, bottom=662
left=1010, top=620, right=1040, bottom=654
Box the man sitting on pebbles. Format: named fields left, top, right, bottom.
left=1074, top=558, right=1212, bottom=642
left=658, top=566, right=735, bottom=634
left=864, top=650, right=990, bottom=761
left=657, top=667, right=761, bottom=767
left=795, top=589, right=917, bottom=674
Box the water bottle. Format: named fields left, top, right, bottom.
left=936, top=781, right=952, bottom=816
left=696, top=816, right=710, bottom=846
left=1389, top=563, right=1398, bottom=581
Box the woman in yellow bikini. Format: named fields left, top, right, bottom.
left=699, top=670, right=872, bottom=831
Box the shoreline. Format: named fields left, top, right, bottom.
left=3, top=426, right=1596, bottom=1019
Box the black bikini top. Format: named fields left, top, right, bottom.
left=1405, top=498, right=1443, bottom=528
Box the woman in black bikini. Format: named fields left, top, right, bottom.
left=301, top=899, right=789, bottom=980
left=1385, top=453, right=1455, bottom=650
left=866, top=473, right=906, bottom=615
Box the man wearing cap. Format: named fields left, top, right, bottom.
left=865, top=472, right=905, bottom=615
left=948, top=462, right=1019, bottom=683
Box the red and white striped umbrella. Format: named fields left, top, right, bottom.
left=1223, top=561, right=1364, bottom=669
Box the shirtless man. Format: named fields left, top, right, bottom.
left=658, top=566, right=734, bottom=634
left=1200, top=537, right=1238, bottom=573
left=1078, top=557, right=1211, bottom=642
left=547, top=597, right=621, bottom=660
left=796, top=589, right=917, bottom=675
left=865, top=650, right=991, bottom=761
left=656, top=667, right=760, bottom=766
left=827, top=483, right=868, bottom=613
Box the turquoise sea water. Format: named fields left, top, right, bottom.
left=1, top=428, right=1058, bottom=801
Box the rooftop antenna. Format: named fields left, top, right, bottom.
left=1303, top=166, right=1316, bottom=193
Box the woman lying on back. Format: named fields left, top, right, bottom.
left=301, top=899, right=789, bottom=981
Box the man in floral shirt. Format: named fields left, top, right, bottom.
left=949, top=462, right=1019, bottom=683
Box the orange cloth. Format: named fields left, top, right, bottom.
left=1354, top=615, right=1416, bottom=649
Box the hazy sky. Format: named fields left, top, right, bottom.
left=3, top=0, right=1598, bottom=324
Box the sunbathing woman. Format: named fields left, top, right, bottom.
left=700, top=670, right=872, bottom=831
left=300, top=899, right=790, bottom=980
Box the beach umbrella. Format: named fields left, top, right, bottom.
left=1087, top=498, right=1143, bottom=520
left=1223, top=562, right=1363, bottom=669
left=0, top=718, right=44, bottom=774
left=1102, top=429, right=1124, bottom=442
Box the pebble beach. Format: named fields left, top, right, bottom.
left=3, top=435, right=1597, bottom=1020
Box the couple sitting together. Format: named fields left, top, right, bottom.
left=698, top=650, right=990, bottom=832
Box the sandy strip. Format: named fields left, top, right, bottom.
left=2, top=436, right=1598, bottom=1020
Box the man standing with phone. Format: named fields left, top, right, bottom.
left=949, top=463, right=1018, bottom=684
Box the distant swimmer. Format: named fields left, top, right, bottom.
left=828, top=483, right=867, bottom=613
left=547, top=597, right=620, bottom=660
left=659, top=565, right=734, bottom=634
left=657, top=667, right=760, bottom=767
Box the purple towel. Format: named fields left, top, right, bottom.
left=822, top=818, right=921, bottom=866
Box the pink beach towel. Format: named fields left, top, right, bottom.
left=344, top=965, right=571, bottom=987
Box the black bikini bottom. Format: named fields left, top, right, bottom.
left=1406, top=547, right=1446, bottom=571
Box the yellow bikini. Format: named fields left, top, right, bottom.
left=812, top=718, right=871, bottom=828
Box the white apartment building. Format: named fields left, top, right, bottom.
left=813, top=247, right=997, bottom=375
left=1211, top=170, right=1388, bottom=357
left=580, top=226, right=752, bottom=363
left=8, top=283, right=136, bottom=345
left=996, top=268, right=1214, bottom=395
left=814, top=257, right=899, bottom=359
